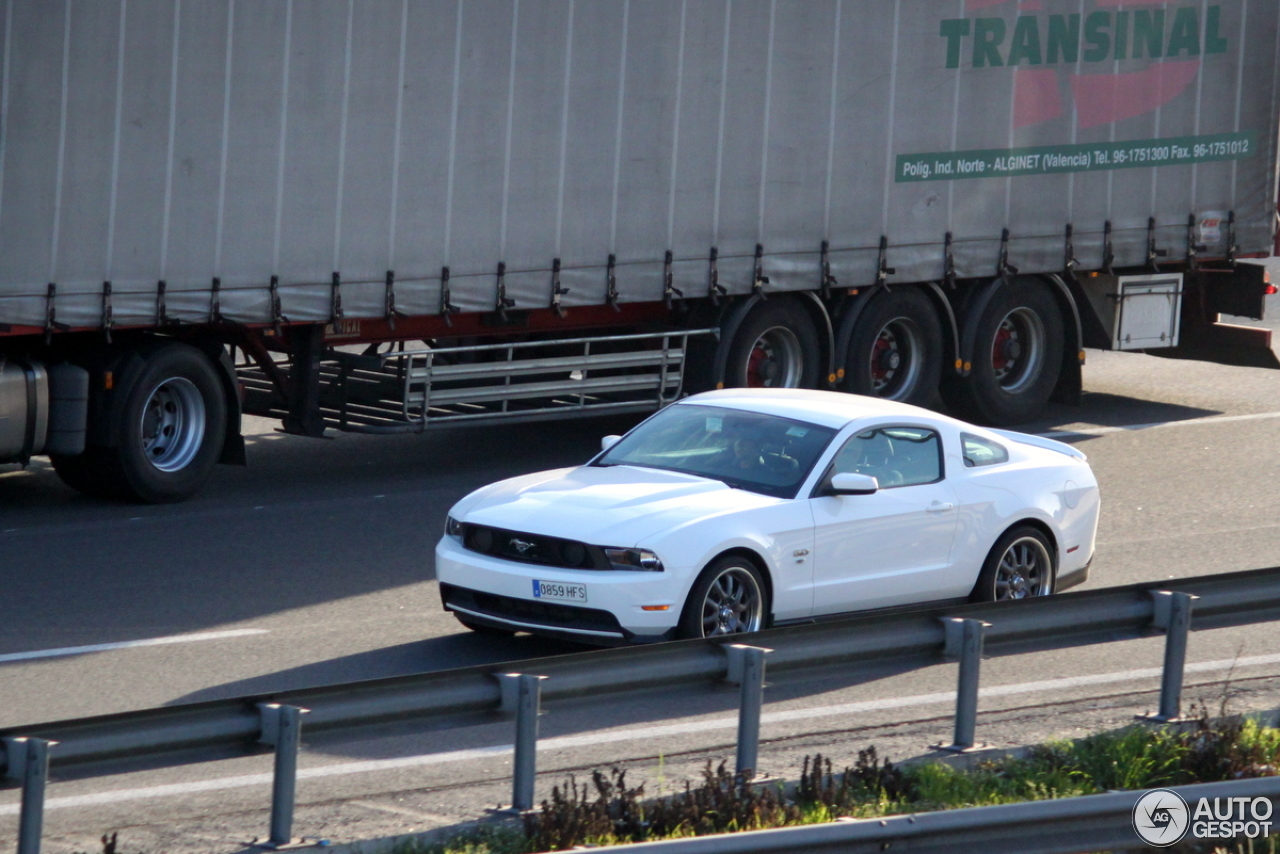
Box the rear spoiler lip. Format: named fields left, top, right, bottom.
left=990, top=428, right=1088, bottom=461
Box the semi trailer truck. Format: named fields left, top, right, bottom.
left=0, top=0, right=1276, bottom=502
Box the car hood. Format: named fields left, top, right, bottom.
left=453, top=464, right=782, bottom=546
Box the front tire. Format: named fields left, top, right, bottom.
left=970, top=525, right=1055, bottom=602
left=678, top=556, right=768, bottom=639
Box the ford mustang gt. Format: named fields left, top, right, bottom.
left=436, top=389, right=1099, bottom=643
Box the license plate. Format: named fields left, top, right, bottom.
left=531, top=580, right=587, bottom=603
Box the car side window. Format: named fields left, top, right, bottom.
left=961, top=432, right=1009, bottom=467
left=829, top=426, right=942, bottom=488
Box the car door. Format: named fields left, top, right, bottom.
left=807, top=425, right=961, bottom=614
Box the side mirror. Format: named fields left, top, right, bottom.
left=828, top=472, right=879, bottom=495
left=601, top=435, right=622, bottom=451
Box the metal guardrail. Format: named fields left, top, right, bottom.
left=238, top=328, right=715, bottom=434
left=586, top=775, right=1280, bottom=854
left=3, top=564, right=1280, bottom=850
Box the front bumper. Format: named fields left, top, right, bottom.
left=435, top=536, right=683, bottom=644
left=1056, top=554, right=1093, bottom=592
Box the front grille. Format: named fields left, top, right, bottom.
left=461, top=523, right=608, bottom=570
left=440, top=584, right=625, bottom=634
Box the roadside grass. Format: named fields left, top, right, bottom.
left=397, top=705, right=1280, bottom=854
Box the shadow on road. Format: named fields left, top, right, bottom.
left=169, top=633, right=595, bottom=703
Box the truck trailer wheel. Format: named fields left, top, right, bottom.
left=843, top=287, right=943, bottom=405
left=724, top=299, right=820, bottom=389
left=948, top=278, right=1064, bottom=425
left=50, top=447, right=120, bottom=500
left=72, top=343, right=228, bottom=503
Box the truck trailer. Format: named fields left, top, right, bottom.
left=0, top=0, right=1276, bottom=502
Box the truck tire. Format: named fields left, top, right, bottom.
left=724, top=298, right=821, bottom=389
left=50, top=447, right=120, bottom=500
left=75, top=343, right=228, bottom=503
left=843, top=287, right=943, bottom=406
left=949, top=278, right=1064, bottom=425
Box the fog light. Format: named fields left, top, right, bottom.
left=559, top=541, right=588, bottom=567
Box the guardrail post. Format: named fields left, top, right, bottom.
left=4, top=737, right=54, bottom=854
left=1140, top=591, right=1199, bottom=723
left=937, top=618, right=990, bottom=752
left=499, top=673, right=547, bottom=811
left=255, top=703, right=310, bottom=849
left=725, top=644, right=772, bottom=780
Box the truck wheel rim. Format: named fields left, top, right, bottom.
left=745, top=326, right=804, bottom=388
left=869, top=317, right=923, bottom=399
left=994, top=537, right=1052, bottom=599
left=140, top=377, right=206, bottom=473
left=700, top=567, right=764, bottom=636
left=991, top=307, right=1045, bottom=394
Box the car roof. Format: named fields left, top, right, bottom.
left=677, top=388, right=960, bottom=431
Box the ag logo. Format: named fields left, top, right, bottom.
left=1132, top=788, right=1190, bottom=847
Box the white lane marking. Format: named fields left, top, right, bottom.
left=0, top=629, right=269, bottom=664
left=1041, top=410, right=1280, bottom=438
left=5, top=652, right=1278, bottom=815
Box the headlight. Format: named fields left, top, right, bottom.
left=602, top=547, right=664, bottom=572
left=444, top=515, right=464, bottom=539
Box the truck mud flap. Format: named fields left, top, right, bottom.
left=1158, top=265, right=1279, bottom=370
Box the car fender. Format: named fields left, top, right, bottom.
left=950, top=470, right=1063, bottom=584
left=638, top=501, right=815, bottom=622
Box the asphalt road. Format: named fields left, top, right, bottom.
left=1, top=284, right=1279, bottom=851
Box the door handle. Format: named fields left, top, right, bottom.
left=927, top=501, right=955, bottom=513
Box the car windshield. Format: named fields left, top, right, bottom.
left=592, top=403, right=838, bottom=498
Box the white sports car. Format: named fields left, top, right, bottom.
left=436, top=389, right=1099, bottom=644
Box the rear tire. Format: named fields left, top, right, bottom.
left=724, top=299, right=821, bottom=390
left=946, top=277, right=1064, bottom=425
left=678, top=555, right=768, bottom=639
left=970, top=525, right=1055, bottom=602
left=844, top=287, right=943, bottom=406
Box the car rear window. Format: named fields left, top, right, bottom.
left=962, top=432, right=1009, bottom=467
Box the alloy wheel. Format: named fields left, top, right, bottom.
left=994, top=536, right=1052, bottom=599
left=700, top=566, right=765, bottom=636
